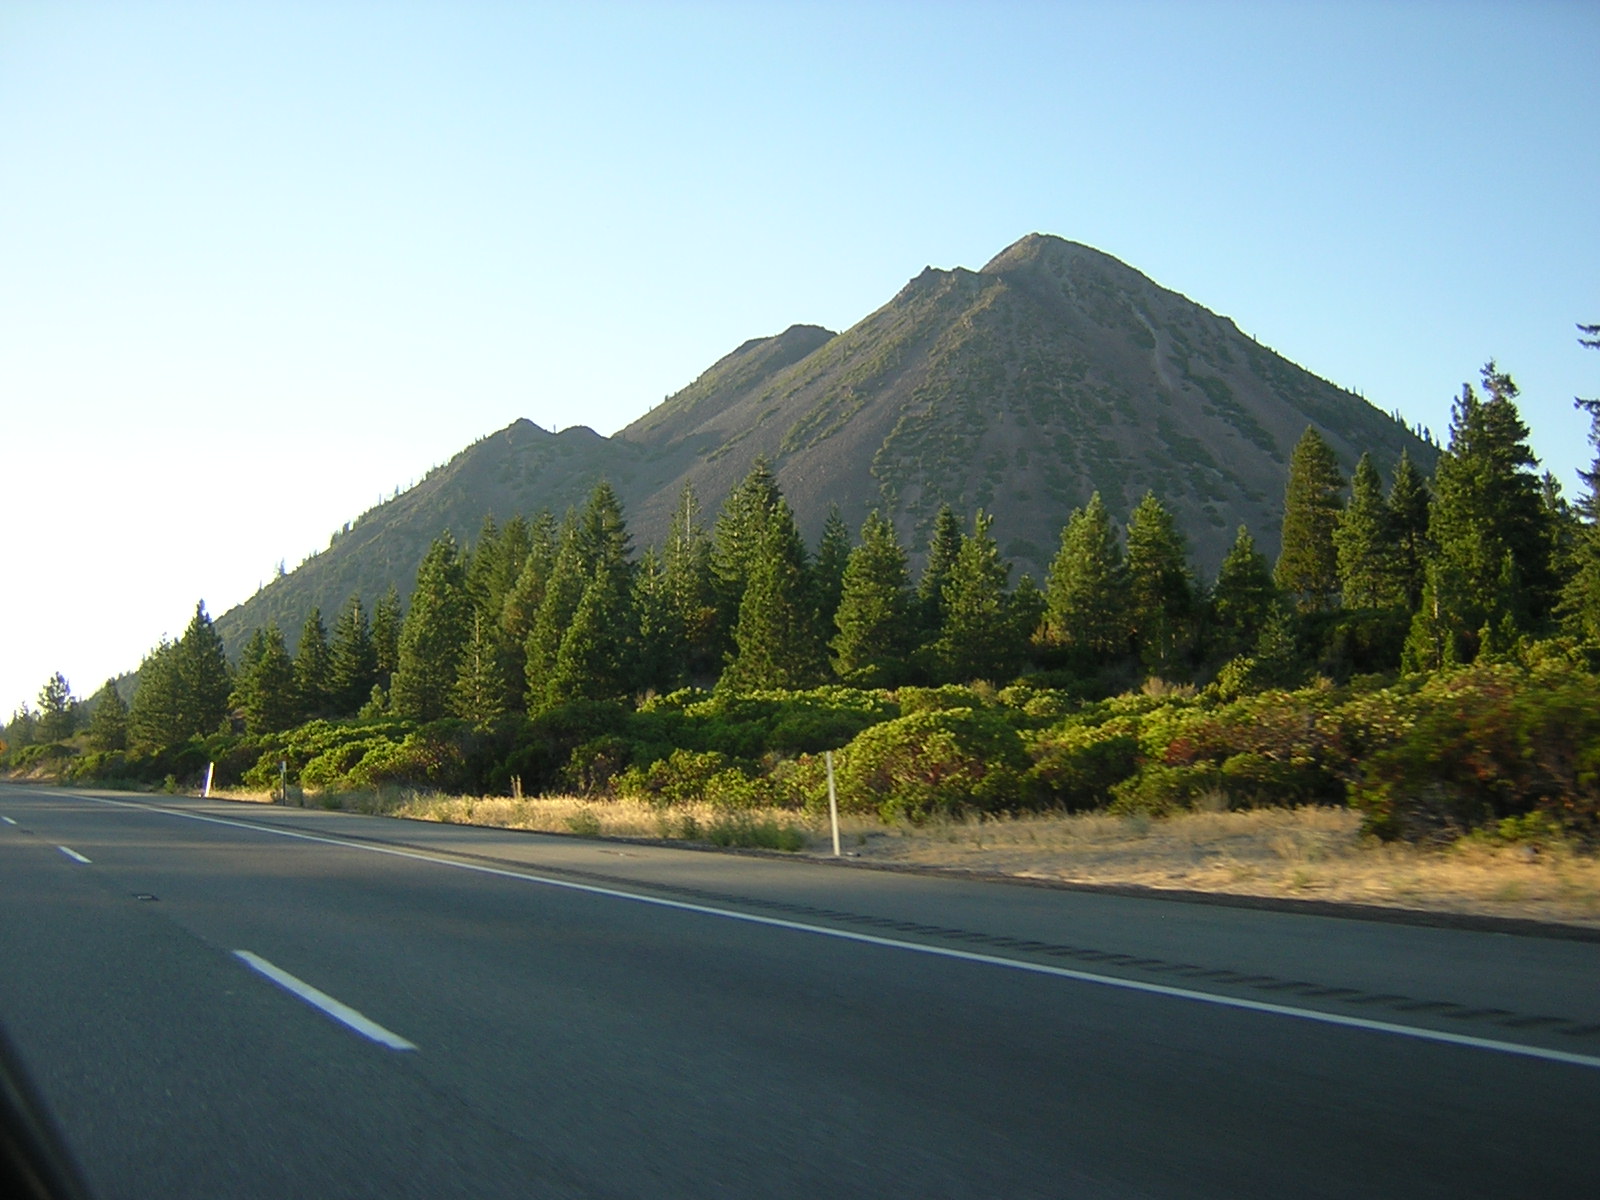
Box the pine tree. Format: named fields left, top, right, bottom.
left=811, top=506, right=852, bottom=636
left=932, top=512, right=1026, bottom=683
left=545, top=484, right=638, bottom=706
left=128, top=639, right=183, bottom=751
left=328, top=595, right=378, bottom=716
left=1124, top=492, right=1196, bottom=675
left=176, top=601, right=232, bottom=739
left=452, top=610, right=505, bottom=725
left=633, top=549, right=686, bottom=695
left=36, top=673, right=75, bottom=743
left=1406, top=363, right=1554, bottom=664
left=524, top=511, right=587, bottom=707
left=5, top=706, right=37, bottom=750
left=1208, top=526, right=1276, bottom=657
left=498, top=510, right=558, bottom=712
left=1385, top=451, right=1432, bottom=611
left=1335, top=453, right=1393, bottom=608
left=831, top=511, right=914, bottom=686
left=391, top=536, right=471, bottom=723
left=712, top=459, right=791, bottom=651
left=721, top=500, right=825, bottom=692
left=230, top=626, right=298, bottom=734
left=662, top=484, right=718, bottom=684
left=1558, top=324, right=1600, bottom=640
left=1275, top=428, right=1345, bottom=611
left=1040, top=493, right=1128, bottom=662
left=492, top=514, right=534, bottom=609
left=87, top=679, right=128, bottom=752
left=463, top=515, right=503, bottom=617
left=371, top=585, right=403, bottom=693
left=293, top=608, right=333, bottom=719
left=916, top=504, right=964, bottom=637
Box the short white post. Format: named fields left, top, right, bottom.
left=279, top=759, right=288, bottom=804
left=202, top=761, right=215, bottom=798
left=825, top=750, right=841, bottom=858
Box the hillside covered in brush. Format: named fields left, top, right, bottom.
left=216, top=233, right=1434, bottom=655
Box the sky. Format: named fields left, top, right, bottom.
left=2, top=0, right=1596, bottom=721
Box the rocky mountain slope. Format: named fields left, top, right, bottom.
left=216, top=233, right=1434, bottom=652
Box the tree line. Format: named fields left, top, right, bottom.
left=7, top=346, right=1599, bottom=773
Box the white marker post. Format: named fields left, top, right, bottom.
left=203, top=761, right=215, bottom=798
left=825, top=750, right=841, bottom=858
left=279, top=759, right=288, bottom=805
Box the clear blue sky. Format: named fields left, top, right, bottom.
left=2, top=1, right=1596, bottom=720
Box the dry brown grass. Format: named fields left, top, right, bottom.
left=855, top=806, right=1600, bottom=928
left=227, top=786, right=1600, bottom=929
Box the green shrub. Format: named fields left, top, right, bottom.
left=562, top=735, right=635, bottom=796
left=1108, top=763, right=1223, bottom=816
left=895, top=685, right=987, bottom=716
left=1024, top=718, right=1139, bottom=810
left=1351, top=661, right=1600, bottom=842
left=616, top=748, right=740, bottom=807
left=833, top=707, right=1028, bottom=822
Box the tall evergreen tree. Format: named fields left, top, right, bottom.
left=1335, top=453, right=1393, bottom=608
left=1124, top=492, right=1196, bottom=674
left=176, top=601, right=232, bottom=738
left=1558, top=324, right=1600, bottom=640
left=36, top=672, right=75, bottom=742
left=128, top=638, right=183, bottom=751
left=633, top=549, right=686, bottom=695
left=86, top=679, right=128, bottom=752
left=1040, top=493, right=1128, bottom=662
left=328, top=595, right=378, bottom=716
left=810, top=505, right=852, bottom=636
left=492, top=514, right=534, bottom=609
left=292, top=608, right=333, bottom=719
left=463, top=515, right=503, bottom=617
left=721, top=497, right=825, bottom=692
left=1208, top=526, right=1276, bottom=658
left=712, top=459, right=792, bottom=651
left=391, top=536, right=471, bottom=723
left=498, top=510, right=558, bottom=712
left=524, top=511, right=587, bottom=707
left=230, top=626, right=298, bottom=735
left=371, top=585, right=403, bottom=693
left=452, top=610, right=506, bottom=725
left=663, top=484, right=719, bottom=684
left=932, top=511, right=1027, bottom=683
left=1385, top=450, right=1432, bottom=611
left=831, top=511, right=914, bottom=686
left=5, top=706, right=37, bottom=751
left=916, top=503, right=964, bottom=637
left=545, top=483, right=638, bottom=706
left=1275, top=428, right=1345, bottom=611
left=1405, top=363, right=1554, bottom=666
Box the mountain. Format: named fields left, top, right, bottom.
left=216, top=233, right=1435, bottom=653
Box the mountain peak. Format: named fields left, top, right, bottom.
left=213, top=233, right=1436, bottom=660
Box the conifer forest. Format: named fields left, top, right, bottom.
left=8, top=350, right=1600, bottom=847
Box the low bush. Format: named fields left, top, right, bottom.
left=833, top=707, right=1028, bottom=822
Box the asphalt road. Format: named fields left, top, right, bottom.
left=1, top=783, right=1597, bottom=1199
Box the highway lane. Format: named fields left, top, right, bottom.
left=1, top=784, right=1597, bottom=1198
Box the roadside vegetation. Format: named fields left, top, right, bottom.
left=7, top=343, right=1600, bottom=913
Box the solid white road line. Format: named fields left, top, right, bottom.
left=80, top=794, right=1600, bottom=1073
left=233, top=950, right=416, bottom=1051
left=57, top=845, right=92, bottom=864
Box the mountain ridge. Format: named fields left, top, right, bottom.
left=215, top=233, right=1435, bottom=654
